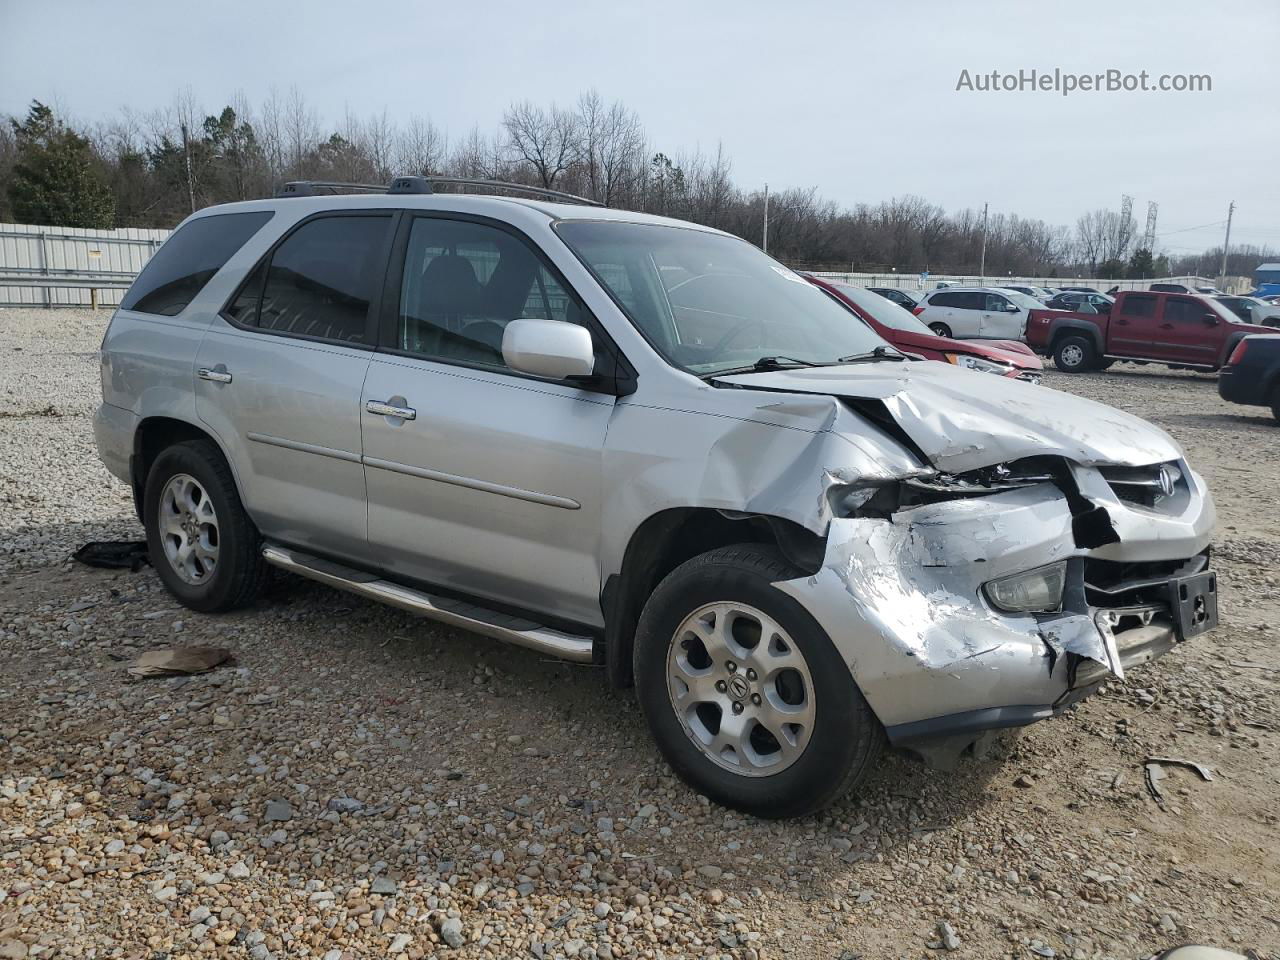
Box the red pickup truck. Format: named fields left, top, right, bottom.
left=1026, top=291, right=1278, bottom=373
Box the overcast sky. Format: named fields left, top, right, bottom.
left=2, top=0, right=1277, bottom=256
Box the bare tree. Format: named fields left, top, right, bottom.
left=397, top=115, right=446, bottom=176
left=577, top=90, right=645, bottom=204
left=502, top=100, right=580, bottom=189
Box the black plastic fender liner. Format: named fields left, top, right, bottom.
left=73, top=540, right=150, bottom=571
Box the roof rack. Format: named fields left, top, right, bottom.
left=277, top=176, right=604, bottom=207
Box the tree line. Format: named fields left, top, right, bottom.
left=0, top=92, right=1270, bottom=280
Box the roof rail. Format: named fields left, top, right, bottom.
left=423, top=177, right=604, bottom=207
left=278, top=181, right=387, bottom=197
left=277, top=176, right=604, bottom=206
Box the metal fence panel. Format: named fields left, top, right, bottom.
left=0, top=222, right=169, bottom=307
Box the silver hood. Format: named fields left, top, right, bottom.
left=714, top=360, right=1182, bottom=472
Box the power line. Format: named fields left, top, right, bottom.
left=1155, top=218, right=1228, bottom=238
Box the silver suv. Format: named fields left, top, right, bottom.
left=95, top=177, right=1219, bottom=818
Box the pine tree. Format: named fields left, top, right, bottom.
left=7, top=101, right=115, bottom=228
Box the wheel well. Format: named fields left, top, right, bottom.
left=601, top=508, right=825, bottom=688
left=130, top=417, right=223, bottom=522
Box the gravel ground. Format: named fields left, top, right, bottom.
left=1, top=308, right=1277, bottom=960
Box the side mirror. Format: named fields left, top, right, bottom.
left=502, top=318, right=595, bottom=380
left=1006, top=302, right=1021, bottom=312
left=1203, top=313, right=1220, bottom=325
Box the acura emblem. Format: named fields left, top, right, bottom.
left=1156, top=464, right=1179, bottom=498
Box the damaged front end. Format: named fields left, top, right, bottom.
left=774, top=449, right=1218, bottom=769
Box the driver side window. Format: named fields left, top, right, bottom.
left=397, top=217, right=588, bottom=370
left=984, top=293, right=1012, bottom=312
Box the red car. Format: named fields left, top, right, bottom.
left=804, top=276, right=1044, bottom=382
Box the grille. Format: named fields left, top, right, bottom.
left=1099, top=462, right=1185, bottom=509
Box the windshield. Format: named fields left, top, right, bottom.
left=1003, top=290, right=1044, bottom=310
left=555, top=221, right=888, bottom=375
left=832, top=283, right=935, bottom=335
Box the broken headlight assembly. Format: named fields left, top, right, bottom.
left=944, top=353, right=1012, bottom=376
left=983, top=561, right=1068, bottom=613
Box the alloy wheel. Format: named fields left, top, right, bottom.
left=666, top=602, right=816, bottom=777
left=158, top=473, right=220, bottom=585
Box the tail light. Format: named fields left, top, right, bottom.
left=912, top=306, right=926, bottom=316
left=1227, top=339, right=1249, bottom=365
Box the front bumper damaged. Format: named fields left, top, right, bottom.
left=774, top=465, right=1216, bottom=767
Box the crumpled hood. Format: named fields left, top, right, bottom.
left=715, top=360, right=1182, bottom=472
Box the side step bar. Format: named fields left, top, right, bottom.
left=261, top=544, right=595, bottom=663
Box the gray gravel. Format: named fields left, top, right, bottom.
left=1, top=309, right=1278, bottom=958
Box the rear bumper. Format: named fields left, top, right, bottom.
left=93, top=402, right=137, bottom=485
left=1217, top=365, right=1267, bottom=406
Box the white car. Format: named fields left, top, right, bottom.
left=914, top=286, right=1041, bottom=340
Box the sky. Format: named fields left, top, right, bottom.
left=2, top=0, right=1277, bottom=257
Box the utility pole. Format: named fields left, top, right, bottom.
left=1218, top=201, right=1235, bottom=287
left=978, top=202, right=989, bottom=280
left=762, top=183, right=769, bottom=255
left=181, top=123, right=195, bottom=214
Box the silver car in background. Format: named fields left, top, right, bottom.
left=95, top=178, right=1219, bottom=817
left=914, top=285, right=1044, bottom=340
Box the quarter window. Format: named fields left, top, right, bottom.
left=228, top=215, right=390, bottom=344
left=396, top=217, right=589, bottom=371
left=122, top=211, right=273, bottom=316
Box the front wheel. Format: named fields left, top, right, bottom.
left=1053, top=335, right=1096, bottom=373
left=633, top=544, right=884, bottom=818
left=144, top=439, right=267, bottom=612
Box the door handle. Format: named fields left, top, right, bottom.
left=1159, top=323, right=1174, bottom=329
left=1115, top=319, right=1129, bottom=325
left=197, top=367, right=233, bottom=384
left=365, top=399, right=416, bottom=420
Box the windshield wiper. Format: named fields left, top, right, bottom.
left=836, top=345, right=908, bottom=363
left=750, top=355, right=825, bottom=370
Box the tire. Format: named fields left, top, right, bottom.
left=144, top=439, right=267, bottom=613
left=929, top=322, right=953, bottom=338
left=1271, top=389, right=1280, bottom=423
left=633, top=544, right=884, bottom=818
left=1053, top=335, right=1096, bottom=373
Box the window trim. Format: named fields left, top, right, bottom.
left=217, top=209, right=400, bottom=351
left=376, top=210, right=634, bottom=395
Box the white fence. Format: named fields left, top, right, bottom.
left=0, top=219, right=1256, bottom=307
left=0, top=222, right=168, bottom=308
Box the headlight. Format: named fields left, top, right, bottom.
left=984, top=562, right=1067, bottom=613
left=945, top=353, right=1011, bottom=376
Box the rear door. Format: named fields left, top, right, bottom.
left=1154, top=296, right=1219, bottom=365
left=194, top=212, right=395, bottom=563
left=360, top=213, right=615, bottom=626
left=1109, top=293, right=1159, bottom=356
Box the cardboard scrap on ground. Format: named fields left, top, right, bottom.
left=127, top=646, right=232, bottom=678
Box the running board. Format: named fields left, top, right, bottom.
left=261, top=544, right=595, bottom=663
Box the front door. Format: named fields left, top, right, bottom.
left=362, top=214, right=615, bottom=626
left=977, top=291, right=1023, bottom=339
left=1109, top=292, right=1158, bottom=356
left=1153, top=296, right=1219, bottom=365
left=194, top=212, right=394, bottom=563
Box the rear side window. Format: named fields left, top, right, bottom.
left=1120, top=294, right=1157, bottom=317
left=930, top=291, right=960, bottom=307
left=121, top=211, right=273, bottom=315
left=228, top=215, right=391, bottom=345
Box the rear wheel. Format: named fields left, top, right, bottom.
left=633, top=544, right=884, bottom=818
left=929, top=322, right=953, bottom=338
left=1053, top=335, right=1096, bottom=373
left=1271, top=389, right=1280, bottom=422
left=144, top=439, right=267, bottom=612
